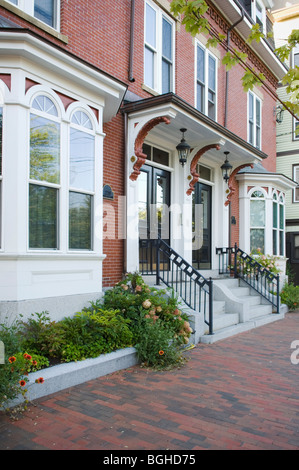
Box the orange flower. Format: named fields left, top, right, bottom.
left=19, top=380, right=26, bottom=387
left=8, top=356, right=16, bottom=363
left=35, top=377, right=44, bottom=384
left=159, top=350, right=164, bottom=356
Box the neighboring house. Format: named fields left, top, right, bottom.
left=0, top=0, right=295, bottom=327
left=272, top=3, right=299, bottom=285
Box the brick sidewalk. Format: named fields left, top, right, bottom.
left=1, top=313, right=299, bottom=450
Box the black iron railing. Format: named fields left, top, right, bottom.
left=156, top=237, right=214, bottom=335
left=216, top=244, right=280, bottom=314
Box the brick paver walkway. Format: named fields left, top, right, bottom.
left=1, top=313, right=299, bottom=451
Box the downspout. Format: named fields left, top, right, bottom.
left=224, top=5, right=244, bottom=250
left=129, top=0, right=136, bottom=83
left=224, top=8, right=244, bottom=129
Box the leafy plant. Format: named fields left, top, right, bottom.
left=280, top=283, right=299, bottom=311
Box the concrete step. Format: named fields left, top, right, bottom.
left=204, top=312, right=239, bottom=334
left=249, top=303, right=273, bottom=319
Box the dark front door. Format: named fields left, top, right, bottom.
left=192, top=182, right=212, bottom=270
left=138, top=165, right=170, bottom=274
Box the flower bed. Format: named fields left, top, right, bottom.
left=0, top=273, right=192, bottom=411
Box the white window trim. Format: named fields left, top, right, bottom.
left=144, top=0, right=175, bottom=95
left=253, top=0, right=267, bottom=34
left=195, top=40, right=218, bottom=121
left=248, top=91, right=262, bottom=150
left=6, top=0, right=61, bottom=31
left=294, top=165, right=299, bottom=203
left=293, top=118, right=299, bottom=141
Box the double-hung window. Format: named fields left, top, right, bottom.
left=29, top=95, right=60, bottom=249
left=144, top=1, right=174, bottom=94
left=6, top=0, right=59, bottom=29
left=294, top=165, right=299, bottom=203
left=248, top=91, right=261, bottom=149
left=196, top=42, right=217, bottom=120
left=69, top=111, right=95, bottom=250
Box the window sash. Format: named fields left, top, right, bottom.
left=248, top=92, right=261, bottom=149
left=29, top=184, right=58, bottom=249
left=69, top=192, right=92, bottom=250
left=196, top=44, right=217, bottom=119
left=144, top=1, right=174, bottom=94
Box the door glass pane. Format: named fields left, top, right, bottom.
left=30, top=114, right=60, bottom=184
left=146, top=3, right=156, bottom=47
left=0, top=108, right=2, bottom=176
left=29, top=184, right=57, bottom=249
left=156, top=174, right=169, bottom=239
left=34, top=0, right=54, bottom=27
left=69, top=192, right=92, bottom=250
left=70, top=128, right=94, bottom=191
left=138, top=171, right=148, bottom=239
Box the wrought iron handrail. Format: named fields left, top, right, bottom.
left=216, top=244, right=280, bottom=313
left=156, top=237, right=214, bottom=335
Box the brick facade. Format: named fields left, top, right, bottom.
left=0, top=0, right=281, bottom=286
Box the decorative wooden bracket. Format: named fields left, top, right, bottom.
left=186, top=144, right=221, bottom=196
left=129, top=116, right=171, bottom=181
left=224, top=163, right=254, bottom=206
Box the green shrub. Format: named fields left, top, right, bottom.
left=54, top=309, right=133, bottom=362
left=280, top=283, right=299, bottom=311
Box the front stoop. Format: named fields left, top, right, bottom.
left=143, top=275, right=287, bottom=345
left=200, top=277, right=286, bottom=343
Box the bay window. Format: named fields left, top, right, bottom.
left=144, top=0, right=174, bottom=94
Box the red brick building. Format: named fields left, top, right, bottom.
left=0, top=0, right=295, bottom=324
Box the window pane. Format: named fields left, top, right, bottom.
left=208, top=55, right=216, bottom=92
left=197, top=83, right=205, bottom=113
left=279, top=204, right=284, bottom=230
left=29, top=184, right=57, bottom=249
left=144, top=46, right=155, bottom=88
left=71, top=111, right=92, bottom=130
left=279, top=231, right=284, bottom=256
left=0, top=108, right=2, bottom=176
left=162, top=59, right=171, bottom=93
left=273, top=201, right=277, bottom=228
left=208, top=90, right=215, bottom=120
left=146, top=3, right=156, bottom=48
left=256, top=125, right=261, bottom=149
left=153, top=147, right=169, bottom=166
left=32, top=95, right=58, bottom=116
left=256, top=99, right=261, bottom=126
left=30, top=114, right=60, bottom=184
left=70, top=128, right=94, bottom=191
left=34, top=0, right=55, bottom=27
left=249, top=93, right=254, bottom=121
left=197, top=46, right=205, bottom=83
left=162, top=18, right=172, bottom=61
left=250, top=200, right=265, bottom=227
left=273, top=230, right=277, bottom=255
left=250, top=229, right=264, bottom=253
left=69, top=192, right=92, bottom=250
